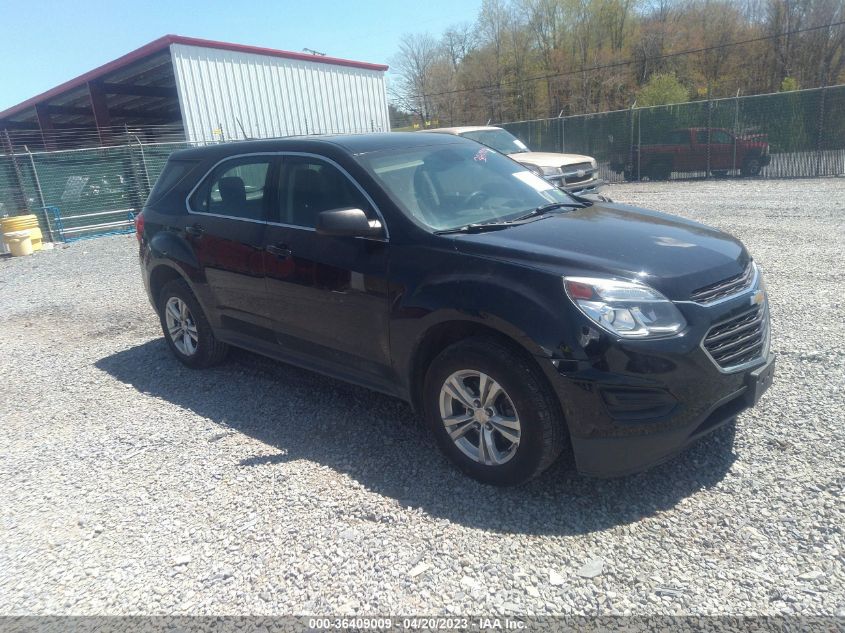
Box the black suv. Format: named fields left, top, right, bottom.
left=136, top=133, right=774, bottom=485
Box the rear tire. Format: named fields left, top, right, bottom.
left=422, top=336, right=567, bottom=486
left=158, top=279, right=228, bottom=368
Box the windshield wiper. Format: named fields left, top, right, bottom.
left=434, top=222, right=515, bottom=235
left=512, top=201, right=585, bottom=222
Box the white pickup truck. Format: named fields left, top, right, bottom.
left=422, top=126, right=603, bottom=194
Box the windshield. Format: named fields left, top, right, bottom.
left=459, top=129, right=529, bottom=155
left=358, top=143, right=573, bottom=232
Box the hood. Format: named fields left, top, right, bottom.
left=452, top=203, right=749, bottom=300
left=514, top=152, right=594, bottom=168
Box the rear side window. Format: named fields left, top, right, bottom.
left=189, top=157, right=273, bottom=221
left=147, top=159, right=197, bottom=204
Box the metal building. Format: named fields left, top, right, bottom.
left=0, top=35, right=390, bottom=150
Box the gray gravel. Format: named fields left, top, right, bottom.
left=0, top=177, right=843, bottom=616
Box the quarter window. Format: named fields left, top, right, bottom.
left=190, top=158, right=272, bottom=221
left=278, top=157, right=372, bottom=228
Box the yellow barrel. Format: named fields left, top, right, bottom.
left=0, top=215, right=43, bottom=251
left=4, top=230, right=33, bottom=256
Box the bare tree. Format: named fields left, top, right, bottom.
left=390, top=33, right=442, bottom=125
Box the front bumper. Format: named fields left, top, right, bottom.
left=569, top=353, right=774, bottom=477
left=539, top=285, right=774, bottom=478
left=545, top=173, right=604, bottom=194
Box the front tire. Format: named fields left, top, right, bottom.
left=423, top=337, right=567, bottom=486
left=158, top=279, right=228, bottom=368
left=741, top=157, right=762, bottom=177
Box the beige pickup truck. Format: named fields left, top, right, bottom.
left=421, top=126, right=603, bottom=194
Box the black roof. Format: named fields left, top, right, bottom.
left=171, top=132, right=465, bottom=161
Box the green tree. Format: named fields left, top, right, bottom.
left=780, top=76, right=799, bottom=92
left=637, top=73, right=690, bottom=106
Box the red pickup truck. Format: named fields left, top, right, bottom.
left=611, top=128, right=771, bottom=180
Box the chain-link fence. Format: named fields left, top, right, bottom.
left=0, top=124, right=385, bottom=242
left=0, top=140, right=193, bottom=242
left=501, top=84, right=845, bottom=184
left=1, top=87, right=842, bottom=244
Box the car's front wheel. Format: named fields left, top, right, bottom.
left=158, top=279, right=228, bottom=368
left=741, top=157, right=763, bottom=177
left=423, top=337, right=567, bottom=485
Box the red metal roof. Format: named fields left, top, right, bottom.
left=0, top=35, right=389, bottom=121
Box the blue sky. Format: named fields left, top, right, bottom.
left=0, top=0, right=482, bottom=111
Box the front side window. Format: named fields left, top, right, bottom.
left=459, top=129, right=529, bottom=155
left=358, top=142, right=573, bottom=232
left=190, top=157, right=272, bottom=221
left=277, top=156, right=373, bottom=228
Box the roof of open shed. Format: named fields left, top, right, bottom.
left=0, top=35, right=390, bottom=123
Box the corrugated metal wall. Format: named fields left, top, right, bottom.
left=170, top=43, right=390, bottom=143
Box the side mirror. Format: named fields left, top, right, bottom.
left=316, top=208, right=383, bottom=237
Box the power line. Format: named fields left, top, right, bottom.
left=407, top=20, right=845, bottom=100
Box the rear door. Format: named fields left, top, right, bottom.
left=185, top=155, right=276, bottom=337
left=262, top=154, right=392, bottom=381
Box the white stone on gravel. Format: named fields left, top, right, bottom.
left=576, top=557, right=605, bottom=579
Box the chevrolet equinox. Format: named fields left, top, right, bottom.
left=136, top=133, right=775, bottom=485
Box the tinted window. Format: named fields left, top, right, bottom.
left=359, top=144, right=572, bottom=231
left=147, top=159, right=197, bottom=204
left=190, top=158, right=272, bottom=221
left=277, top=157, right=372, bottom=228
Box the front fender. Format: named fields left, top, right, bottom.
left=390, top=265, right=577, bottom=391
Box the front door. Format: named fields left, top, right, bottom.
left=185, top=155, right=276, bottom=337
left=262, top=155, right=392, bottom=380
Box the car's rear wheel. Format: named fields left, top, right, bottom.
left=158, top=279, right=228, bottom=368
left=423, top=337, right=566, bottom=485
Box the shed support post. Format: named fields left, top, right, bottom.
left=88, top=81, right=112, bottom=145
left=2, top=130, right=31, bottom=213
left=34, top=105, right=55, bottom=151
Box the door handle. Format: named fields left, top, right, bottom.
left=185, top=223, right=205, bottom=237
left=266, top=243, right=292, bottom=257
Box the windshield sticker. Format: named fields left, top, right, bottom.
left=513, top=139, right=528, bottom=150
left=513, top=170, right=555, bottom=192
left=474, top=147, right=490, bottom=162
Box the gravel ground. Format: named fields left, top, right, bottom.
left=0, top=178, right=843, bottom=617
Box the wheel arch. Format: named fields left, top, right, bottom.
left=148, top=263, right=190, bottom=309
left=407, top=318, right=555, bottom=414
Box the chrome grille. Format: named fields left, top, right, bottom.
left=703, top=304, right=768, bottom=370
left=690, top=263, right=755, bottom=304
left=562, top=162, right=595, bottom=184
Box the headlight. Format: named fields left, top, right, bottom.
left=590, top=158, right=597, bottom=169
left=541, top=165, right=563, bottom=176
left=564, top=276, right=687, bottom=339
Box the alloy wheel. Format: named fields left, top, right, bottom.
left=438, top=370, right=522, bottom=466
left=164, top=296, right=199, bottom=356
